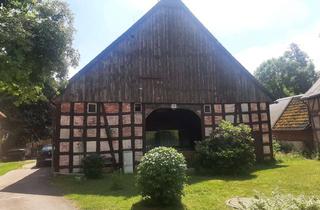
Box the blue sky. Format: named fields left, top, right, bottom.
left=67, top=0, right=320, bottom=77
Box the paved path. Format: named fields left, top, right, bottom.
left=0, top=162, right=77, bottom=210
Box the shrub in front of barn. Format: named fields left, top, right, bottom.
left=82, top=154, right=104, bottom=179
left=136, top=147, right=187, bottom=205
left=195, top=120, right=255, bottom=175
left=241, top=192, right=320, bottom=210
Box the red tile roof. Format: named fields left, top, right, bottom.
left=273, top=96, right=310, bottom=131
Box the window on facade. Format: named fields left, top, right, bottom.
left=204, top=104, right=212, bottom=114
left=87, top=103, right=97, bottom=113
left=134, top=103, right=142, bottom=112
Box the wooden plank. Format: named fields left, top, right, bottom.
left=58, top=0, right=273, bottom=104
left=101, top=103, right=117, bottom=169
left=266, top=102, right=274, bottom=159
left=69, top=103, right=74, bottom=173
left=53, top=103, right=61, bottom=172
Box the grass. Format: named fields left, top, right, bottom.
left=53, top=154, right=320, bottom=210
left=0, top=160, right=33, bottom=176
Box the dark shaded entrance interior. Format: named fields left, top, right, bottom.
left=145, top=109, right=202, bottom=151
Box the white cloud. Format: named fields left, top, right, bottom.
left=235, top=44, right=287, bottom=73
left=68, top=0, right=319, bottom=77
left=126, top=0, right=157, bottom=12
left=185, top=0, right=310, bottom=34
left=126, top=0, right=319, bottom=74
left=235, top=22, right=320, bottom=73
left=293, top=25, right=320, bottom=71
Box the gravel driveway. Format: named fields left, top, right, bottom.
left=0, top=162, right=77, bottom=210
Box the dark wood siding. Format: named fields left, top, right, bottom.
left=58, top=0, right=273, bottom=104
left=306, top=97, right=320, bottom=152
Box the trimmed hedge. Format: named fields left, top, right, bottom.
left=136, top=147, right=187, bottom=205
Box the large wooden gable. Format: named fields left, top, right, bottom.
left=58, top=0, right=273, bottom=104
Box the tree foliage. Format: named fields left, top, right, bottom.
left=254, top=43, right=317, bottom=99
left=0, top=0, right=78, bottom=104
left=0, top=0, right=78, bottom=148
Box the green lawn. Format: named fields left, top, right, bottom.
left=0, top=160, right=33, bottom=176
left=53, top=154, right=320, bottom=210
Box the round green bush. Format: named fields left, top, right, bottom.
left=136, top=147, right=187, bottom=205
left=82, top=154, right=104, bottom=179
left=195, top=120, right=255, bottom=175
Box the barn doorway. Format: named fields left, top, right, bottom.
left=145, top=108, right=202, bottom=151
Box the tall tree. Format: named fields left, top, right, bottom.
left=254, top=43, right=317, bottom=99
left=0, top=0, right=78, bottom=104
left=0, top=0, right=78, bottom=150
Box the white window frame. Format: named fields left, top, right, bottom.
left=134, top=103, right=142, bottom=112
left=204, top=104, right=212, bottom=114
left=87, top=103, right=97, bottom=113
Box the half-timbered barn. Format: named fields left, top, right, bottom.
left=303, top=78, right=320, bottom=153
left=53, top=0, right=274, bottom=174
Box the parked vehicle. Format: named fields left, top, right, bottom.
left=5, top=149, right=26, bottom=161
left=36, top=144, right=52, bottom=167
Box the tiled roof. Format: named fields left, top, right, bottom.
left=270, top=96, right=294, bottom=127
left=273, top=96, right=310, bottom=130
left=303, top=78, right=320, bottom=99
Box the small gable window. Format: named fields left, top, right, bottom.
left=87, top=103, right=97, bottom=113
left=134, top=103, right=142, bottom=112
left=204, top=104, right=212, bottom=114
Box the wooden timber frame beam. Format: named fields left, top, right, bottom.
left=100, top=103, right=117, bottom=169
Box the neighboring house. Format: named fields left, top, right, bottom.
left=302, top=78, right=320, bottom=152
left=271, top=96, right=313, bottom=151
left=270, top=96, right=294, bottom=128
left=53, top=0, right=274, bottom=174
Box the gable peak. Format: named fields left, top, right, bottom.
left=159, top=0, right=183, bottom=6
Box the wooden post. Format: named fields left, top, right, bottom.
left=100, top=103, right=117, bottom=169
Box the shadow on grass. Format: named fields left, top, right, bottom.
left=188, top=161, right=288, bottom=185
left=253, top=160, right=287, bottom=172
left=53, top=173, right=140, bottom=198
left=53, top=161, right=288, bottom=198
left=131, top=199, right=186, bottom=210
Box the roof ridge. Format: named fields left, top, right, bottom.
left=302, top=78, right=320, bottom=99
left=58, top=0, right=275, bottom=103
left=68, top=0, right=186, bottom=83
